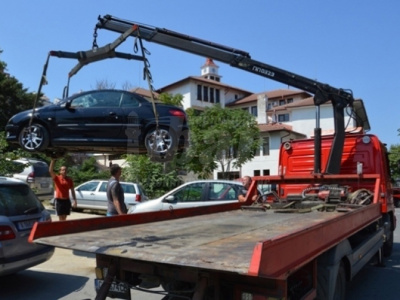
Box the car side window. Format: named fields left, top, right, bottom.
left=209, top=183, right=238, bottom=201
left=71, top=94, right=98, bottom=108
left=79, top=181, right=99, bottom=192
left=121, top=184, right=134, bottom=194
left=120, top=92, right=141, bottom=108
left=99, top=182, right=108, bottom=192
left=172, top=183, right=204, bottom=203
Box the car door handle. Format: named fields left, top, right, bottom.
left=109, top=112, right=118, bottom=119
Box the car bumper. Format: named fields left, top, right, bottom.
left=0, top=246, right=54, bottom=276
left=5, top=124, right=19, bottom=142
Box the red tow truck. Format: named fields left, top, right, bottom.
left=29, top=15, right=396, bottom=300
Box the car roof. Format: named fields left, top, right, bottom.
left=180, top=180, right=242, bottom=185
left=0, top=176, right=29, bottom=185
left=13, top=158, right=48, bottom=165
left=80, top=180, right=140, bottom=185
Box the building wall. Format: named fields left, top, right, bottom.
left=290, top=105, right=355, bottom=137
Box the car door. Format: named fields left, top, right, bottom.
left=52, top=91, right=123, bottom=146
left=93, top=181, right=109, bottom=210
left=120, top=183, right=137, bottom=209
left=120, top=92, right=151, bottom=149
left=74, top=181, right=100, bottom=209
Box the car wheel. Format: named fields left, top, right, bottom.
left=19, top=123, right=49, bottom=152
left=145, top=127, right=177, bottom=161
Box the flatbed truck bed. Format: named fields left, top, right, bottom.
left=32, top=202, right=381, bottom=278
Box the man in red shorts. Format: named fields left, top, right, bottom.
left=49, top=159, right=77, bottom=221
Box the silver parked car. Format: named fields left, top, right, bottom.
left=128, top=180, right=243, bottom=214
left=51, top=180, right=147, bottom=212
left=0, top=177, right=54, bottom=276
left=12, top=158, right=53, bottom=196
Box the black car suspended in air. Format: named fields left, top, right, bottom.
left=5, top=89, right=189, bottom=161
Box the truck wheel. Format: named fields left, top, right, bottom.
left=383, top=229, right=394, bottom=257
left=317, top=261, right=346, bottom=300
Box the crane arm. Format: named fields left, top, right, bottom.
left=95, top=14, right=364, bottom=174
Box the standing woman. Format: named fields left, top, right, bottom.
left=49, top=159, right=77, bottom=221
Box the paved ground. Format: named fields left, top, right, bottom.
left=1, top=202, right=399, bottom=299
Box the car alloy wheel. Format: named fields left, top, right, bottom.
left=19, top=123, right=49, bottom=152
left=145, top=127, right=177, bottom=157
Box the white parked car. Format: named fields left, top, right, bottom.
left=12, top=158, right=53, bottom=196
left=51, top=180, right=147, bottom=212
left=128, top=180, right=243, bottom=214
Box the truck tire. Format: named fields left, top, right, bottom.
left=383, top=229, right=394, bottom=257
left=333, top=263, right=346, bottom=300
left=317, top=261, right=346, bottom=300
left=382, top=214, right=394, bottom=257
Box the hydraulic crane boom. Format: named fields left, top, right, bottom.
left=95, top=14, right=366, bottom=174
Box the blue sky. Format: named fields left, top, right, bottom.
left=1, top=1, right=399, bottom=146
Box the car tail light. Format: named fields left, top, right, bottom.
left=0, top=226, right=16, bottom=241
left=169, top=109, right=186, bottom=120
left=136, top=194, right=141, bottom=202
left=27, top=172, right=35, bottom=183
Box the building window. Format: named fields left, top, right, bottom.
left=254, top=170, right=261, bottom=176
left=210, top=87, right=215, bottom=103
left=203, top=86, right=209, bottom=102
left=262, top=137, right=270, bottom=156
left=254, top=140, right=261, bottom=156
left=215, top=89, right=220, bottom=103
left=217, top=171, right=240, bottom=180
left=278, top=114, right=289, bottom=122
left=287, top=98, right=293, bottom=104
left=279, top=99, right=286, bottom=106
left=263, top=169, right=270, bottom=175
left=197, top=85, right=202, bottom=100
left=251, top=106, right=257, bottom=117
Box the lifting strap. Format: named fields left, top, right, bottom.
left=133, top=27, right=159, bottom=129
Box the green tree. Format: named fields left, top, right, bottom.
left=389, top=144, right=400, bottom=179
left=185, top=104, right=260, bottom=179
left=158, top=92, right=183, bottom=107
left=123, top=154, right=182, bottom=198
left=0, top=51, right=39, bottom=130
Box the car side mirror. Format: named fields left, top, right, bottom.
left=163, top=195, right=176, bottom=203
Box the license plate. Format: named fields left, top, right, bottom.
left=40, top=183, right=49, bottom=188
left=95, top=279, right=130, bottom=299
left=17, top=219, right=36, bottom=230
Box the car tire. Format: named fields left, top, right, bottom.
left=145, top=127, right=177, bottom=161
left=19, top=123, right=49, bottom=152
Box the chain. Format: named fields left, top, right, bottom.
left=133, top=34, right=159, bottom=128
left=92, top=26, right=99, bottom=51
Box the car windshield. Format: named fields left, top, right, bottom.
left=0, top=184, right=43, bottom=216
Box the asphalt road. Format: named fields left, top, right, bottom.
left=1, top=207, right=399, bottom=300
